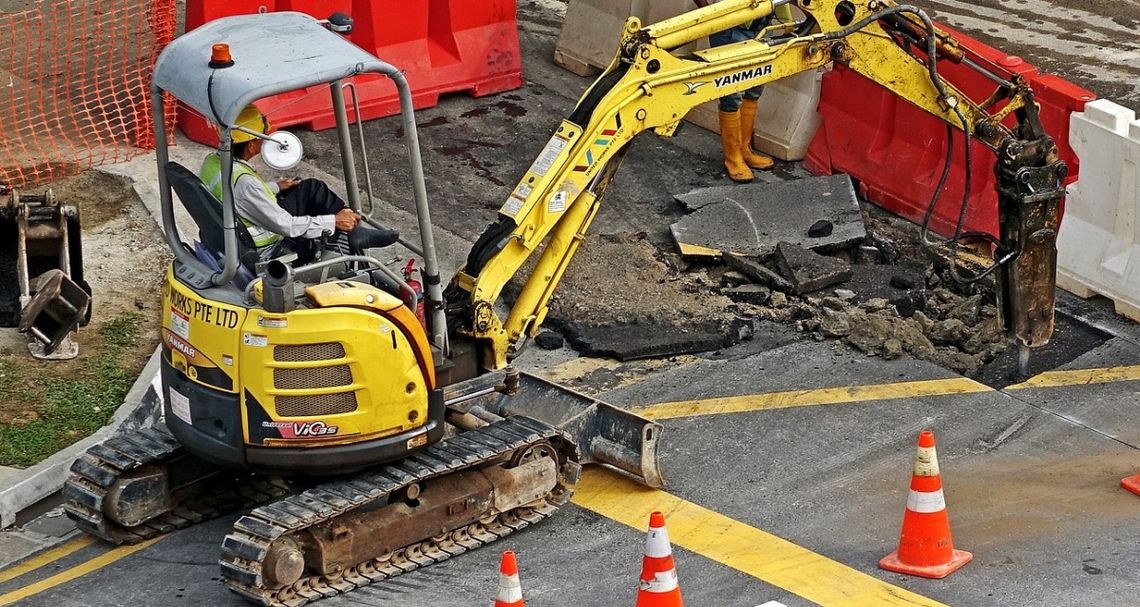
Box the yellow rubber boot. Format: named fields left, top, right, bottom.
left=719, top=110, right=754, bottom=183
left=739, top=99, right=774, bottom=170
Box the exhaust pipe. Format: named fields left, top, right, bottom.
left=263, top=260, right=294, bottom=313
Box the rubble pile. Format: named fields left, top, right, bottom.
left=699, top=238, right=1008, bottom=375
left=658, top=173, right=1017, bottom=374
left=522, top=174, right=1013, bottom=372
left=515, top=232, right=748, bottom=361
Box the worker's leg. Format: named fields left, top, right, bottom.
left=276, top=178, right=346, bottom=216
left=272, top=179, right=346, bottom=261
left=718, top=100, right=753, bottom=183
left=277, top=179, right=398, bottom=255
left=739, top=88, right=773, bottom=170
left=712, top=27, right=754, bottom=183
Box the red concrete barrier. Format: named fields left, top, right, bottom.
left=804, top=26, right=1094, bottom=237
left=179, top=0, right=524, bottom=144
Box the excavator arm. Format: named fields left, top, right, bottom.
left=448, top=0, right=1065, bottom=371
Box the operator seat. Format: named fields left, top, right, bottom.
left=164, top=161, right=260, bottom=282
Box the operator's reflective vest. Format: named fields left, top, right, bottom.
left=199, top=153, right=283, bottom=249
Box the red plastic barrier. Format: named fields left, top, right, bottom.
left=804, top=26, right=1094, bottom=238
left=179, top=0, right=523, bottom=144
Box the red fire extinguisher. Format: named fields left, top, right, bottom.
left=403, top=259, right=427, bottom=329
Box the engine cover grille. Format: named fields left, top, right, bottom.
left=273, top=364, right=352, bottom=390
left=275, top=391, right=358, bottom=417
left=273, top=342, right=345, bottom=362
left=270, top=342, right=356, bottom=417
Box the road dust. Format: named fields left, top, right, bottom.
left=951, top=451, right=1140, bottom=549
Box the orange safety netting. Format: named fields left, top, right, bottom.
left=0, top=0, right=176, bottom=187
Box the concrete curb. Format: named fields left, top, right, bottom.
left=0, top=347, right=164, bottom=528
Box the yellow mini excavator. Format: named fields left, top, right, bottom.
left=64, top=1, right=1063, bottom=605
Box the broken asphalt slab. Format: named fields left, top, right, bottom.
left=723, top=252, right=795, bottom=293
left=670, top=174, right=865, bottom=258
left=775, top=241, right=853, bottom=295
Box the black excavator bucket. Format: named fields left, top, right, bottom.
left=444, top=369, right=665, bottom=488
left=19, top=269, right=91, bottom=355
left=0, top=187, right=92, bottom=358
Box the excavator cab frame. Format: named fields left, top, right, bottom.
left=150, top=11, right=451, bottom=356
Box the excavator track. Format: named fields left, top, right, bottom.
left=220, top=416, right=580, bottom=607
left=64, top=423, right=292, bottom=544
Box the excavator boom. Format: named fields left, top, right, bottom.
left=451, top=0, right=1065, bottom=371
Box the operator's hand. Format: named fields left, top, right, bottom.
left=334, top=208, right=359, bottom=232
left=276, top=177, right=302, bottom=191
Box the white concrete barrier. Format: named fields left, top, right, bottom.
left=1056, top=99, right=1140, bottom=321
left=554, top=0, right=822, bottom=160
left=554, top=0, right=647, bottom=76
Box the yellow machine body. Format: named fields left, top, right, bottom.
left=160, top=266, right=444, bottom=471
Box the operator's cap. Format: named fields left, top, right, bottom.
left=223, top=104, right=271, bottom=144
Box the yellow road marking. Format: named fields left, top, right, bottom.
left=634, top=377, right=991, bottom=420
left=0, top=536, right=95, bottom=585
left=573, top=468, right=947, bottom=607
left=1007, top=364, right=1140, bottom=390
left=0, top=363, right=1134, bottom=604
left=0, top=537, right=162, bottom=607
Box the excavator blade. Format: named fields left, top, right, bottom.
left=445, top=370, right=665, bottom=488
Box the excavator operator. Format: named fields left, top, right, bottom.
left=199, top=104, right=400, bottom=263
left=692, top=0, right=793, bottom=182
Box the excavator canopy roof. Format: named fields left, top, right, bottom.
left=153, top=12, right=387, bottom=128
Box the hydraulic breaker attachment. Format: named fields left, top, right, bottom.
left=994, top=134, right=1066, bottom=349
left=1, top=187, right=91, bottom=359
left=445, top=369, right=665, bottom=488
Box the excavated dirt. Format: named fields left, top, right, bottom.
left=520, top=201, right=1105, bottom=385
left=509, top=232, right=746, bottom=360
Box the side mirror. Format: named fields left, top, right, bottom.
left=260, top=131, right=304, bottom=171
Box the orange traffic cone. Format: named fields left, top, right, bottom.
left=636, top=511, right=684, bottom=607
left=495, top=550, right=525, bottom=607
left=1122, top=475, right=1140, bottom=496
left=879, top=429, right=973, bottom=579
